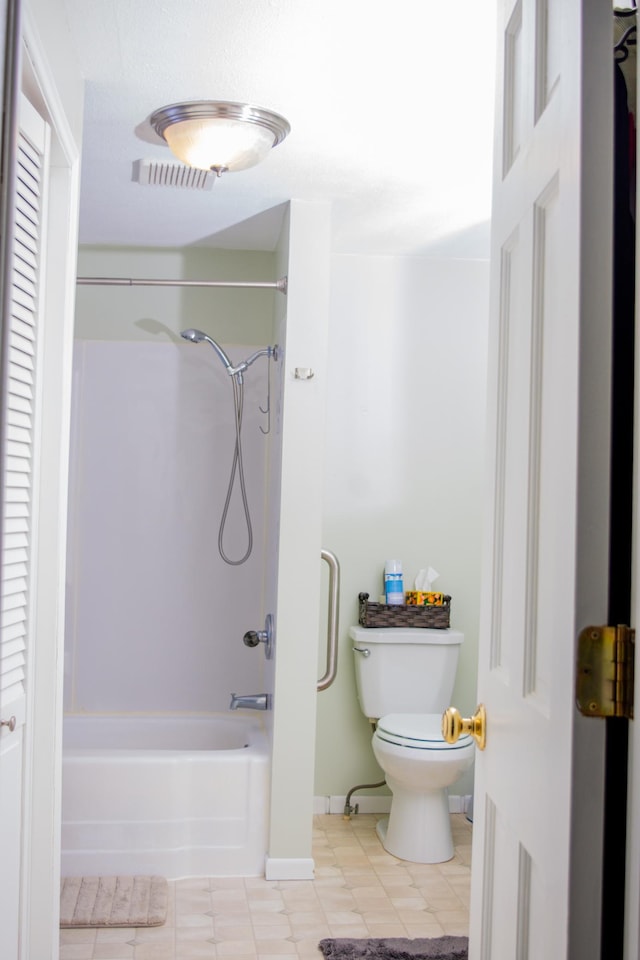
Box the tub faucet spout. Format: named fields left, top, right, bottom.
left=229, top=693, right=271, bottom=711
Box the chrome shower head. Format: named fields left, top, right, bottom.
left=180, top=328, right=233, bottom=371
left=181, top=328, right=207, bottom=343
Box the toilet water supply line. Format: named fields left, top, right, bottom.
left=343, top=778, right=387, bottom=820
left=343, top=717, right=386, bottom=819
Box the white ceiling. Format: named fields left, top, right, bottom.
left=61, top=0, right=497, bottom=257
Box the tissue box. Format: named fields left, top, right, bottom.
left=405, top=591, right=445, bottom=606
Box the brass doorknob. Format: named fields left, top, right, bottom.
left=442, top=704, right=486, bottom=750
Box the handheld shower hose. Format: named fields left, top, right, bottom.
left=180, top=329, right=277, bottom=565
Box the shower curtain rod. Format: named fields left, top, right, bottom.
left=76, top=276, right=288, bottom=294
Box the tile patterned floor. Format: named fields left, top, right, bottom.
left=59, top=813, right=472, bottom=960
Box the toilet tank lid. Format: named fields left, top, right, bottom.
left=349, top=626, right=464, bottom=645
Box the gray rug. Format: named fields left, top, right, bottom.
left=318, top=938, right=468, bottom=960
left=60, top=875, right=168, bottom=928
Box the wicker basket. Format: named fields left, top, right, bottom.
left=358, top=592, right=451, bottom=629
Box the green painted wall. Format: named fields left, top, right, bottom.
left=75, top=246, right=277, bottom=343
left=314, top=254, right=489, bottom=802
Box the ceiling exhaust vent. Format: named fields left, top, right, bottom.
left=132, top=159, right=215, bottom=191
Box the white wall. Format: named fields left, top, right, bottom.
left=266, top=201, right=331, bottom=877
left=315, top=254, right=490, bottom=801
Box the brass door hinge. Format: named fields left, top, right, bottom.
left=576, top=625, right=635, bottom=719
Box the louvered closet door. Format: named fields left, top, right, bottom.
left=2, top=110, right=42, bottom=707
left=0, top=95, right=49, bottom=960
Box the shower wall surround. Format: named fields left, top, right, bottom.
left=66, top=246, right=277, bottom=715
left=65, top=339, right=270, bottom=713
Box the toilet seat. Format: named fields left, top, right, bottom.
left=375, top=713, right=472, bottom=751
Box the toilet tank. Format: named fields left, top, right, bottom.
left=350, top=625, right=464, bottom=719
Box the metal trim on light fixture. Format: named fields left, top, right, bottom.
left=149, top=99, right=290, bottom=176
left=150, top=100, right=290, bottom=147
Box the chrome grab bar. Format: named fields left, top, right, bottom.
left=317, top=549, right=340, bottom=691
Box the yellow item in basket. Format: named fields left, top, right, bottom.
left=405, top=591, right=444, bottom=606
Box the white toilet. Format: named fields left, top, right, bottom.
left=350, top=625, right=474, bottom=864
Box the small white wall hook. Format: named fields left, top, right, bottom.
left=294, top=367, right=314, bottom=380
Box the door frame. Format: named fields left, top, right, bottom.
left=16, top=11, right=80, bottom=956
left=568, top=2, right=614, bottom=954
left=624, top=32, right=640, bottom=955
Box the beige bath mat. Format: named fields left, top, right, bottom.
left=60, top=875, right=168, bottom=928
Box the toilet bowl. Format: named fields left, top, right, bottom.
left=372, top=713, right=474, bottom=863
left=349, top=624, right=474, bottom=865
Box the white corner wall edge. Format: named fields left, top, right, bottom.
left=264, top=857, right=315, bottom=881
left=312, top=795, right=472, bottom=815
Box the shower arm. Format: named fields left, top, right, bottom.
left=227, top=345, right=279, bottom=380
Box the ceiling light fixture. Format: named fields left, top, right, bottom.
left=149, top=100, right=290, bottom=178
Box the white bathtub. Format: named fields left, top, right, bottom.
left=61, top=714, right=270, bottom=879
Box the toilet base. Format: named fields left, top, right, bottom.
left=376, top=784, right=454, bottom=863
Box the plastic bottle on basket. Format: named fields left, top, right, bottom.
left=384, top=559, right=404, bottom=605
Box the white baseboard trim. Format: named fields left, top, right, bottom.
left=264, top=857, right=315, bottom=881
left=313, top=794, right=473, bottom=815
left=448, top=794, right=474, bottom=814
left=312, top=795, right=391, bottom=815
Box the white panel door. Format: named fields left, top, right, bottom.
left=0, top=95, right=49, bottom=960
left=466, top=2, right=612, bottom=958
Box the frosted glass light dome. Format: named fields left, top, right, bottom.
left=150, top=100, right=290, bottom=175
